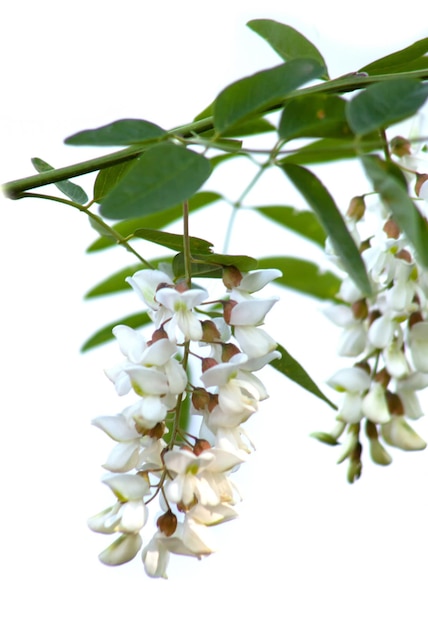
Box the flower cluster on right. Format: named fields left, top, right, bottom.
left=320, top=137, right=428, bottom=482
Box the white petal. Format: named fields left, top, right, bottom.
left=102, top=442, right=140, bottom=473
left=327, top=367, right=370, bottom=393
left=238, top=269, right=282, bottom=293
left=99, top=533, right=142, bottom=565
left=229, top=298, right=278, bottom=326
left=234, top=326, right=277, bottom=358
left=382, top=417, right=427, bottom=450
left=113, top=325, right=146, bottom=362
left=118, top=500, right=148, bottom=533
left=368, top=315, right=395, bottom=349
left=92, top=414, right=138, bottom=442
left=361, top=383, right=391, bottom=424
left=103, top=473, right=149, bottom=500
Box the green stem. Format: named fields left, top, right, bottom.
left=182, top=199, right=192, bottom=287
left=19, top=192, right=154, bottom=267
left=4, top=70, right=428, bottom=199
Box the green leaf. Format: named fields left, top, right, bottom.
left=100, top=143, right=212, bottom=220
left=360, top=38, right=428, bottom=75
left=346, top=79, right=428, bottom=135
left=65, top=119, right=166, bottom=146
left=253, top=205, right=326, bottom=247
left=362, top=155, right=428, bottom=267
left=279, top=135, right=382, bottom=165
left=81, top=312, right=152, bottom=352
left=279, top=94, right=352, bottom=141
left=271, top=344, right=337, bottom=409
left=213, top=59, right=324, bottom=135
left=87, top=191, right=222, bottom=252
left=134, top=229, right=213, bottom=253
left=31, top=157, right=88, bottom=204
left=258, top=256, right=341, bottom=301
left=247, top=19, right=329, bottom=79
left=172, top=252, right=258, bottom=281
left=93, top=161, right=135, bottom=202
left=280, top=163, right=372, bottom=296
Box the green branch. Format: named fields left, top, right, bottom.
left=3, top=69, right=428, bottom=200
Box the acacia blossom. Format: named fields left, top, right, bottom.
left=89, top=265, right=281, bottom=576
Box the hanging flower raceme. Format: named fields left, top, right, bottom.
left=89, top=265, right=281, bottom=577
left=318, top=161, right=428, bottom=482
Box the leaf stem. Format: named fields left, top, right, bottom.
left=18, top=192, right=154, bottom=267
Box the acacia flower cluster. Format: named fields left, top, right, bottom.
left=319, top=137, right=428, bottom=482
left=88, top=265, right=281, bottom=577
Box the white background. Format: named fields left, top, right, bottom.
left=2, top=1, right=428, bottom=624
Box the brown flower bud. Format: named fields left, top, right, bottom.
left=193, top=438, right=211, bottom=455
left=222, top=299, right=237, bottom=325
left=192, top=387, right=211, bottom=410
left=201, top=357, right=218, bottom=372
left=146, top=422, right=166, bottom=439
left=351, top=298, right=368, bottom=320
left=355, top=360, right=371, bottom=376
left=222, top=266, right=243, bottom=289
left=390, top=136, right=411, bottom=157
left=374, top=367, right=391, bottom=389
left=386, top=391, right=404, bottom=416
left=408, top=312, right=424, bottom=328
left=150, top=327, right=169, bottom=343
left=395, top=249, right=412, bottom=263
left=368, top=309, right=381, bottom=327
left=157, top=511, right=178, bottom=537
left=221, top=342, right=241, bottom=362
left=383, top=218, right=400, bottom=239
left=201, top=320, right=221, bottom=343
left=415, top=172, right=428, bottom=197
left=208, top=393, right=219, bottom=412
left=346, top=196, right=366, bottom=221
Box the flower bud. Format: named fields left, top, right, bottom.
left=390, top=136, right=411, bottom=157
left=157, top=511, right=178, bottom=537
left=395, top=249, right=412, bottom=263
left=201, top=357, right=218, bottom=372
left=146, top=422, right=166, bottom=439
left=351, top=298, right=368, bottom=320
left=414, top=173, right=428, bottom=198
left=385, top=391, right=404, bottom=416
left=346, top=195, right=366, bottom=221
left=223, top=266, right=243, bottom=289
left=150, top=327, right=169, bottom=343
left=222, top=299, right=238, bottom=325
left=193, top=438, right=211, bottom=455
left=201, top=320, right=221, bottom=343
left=192, top=387, right=211, bottom=410
left=383, top=218, right=400, bottom=239
left=374, top=367, right=391, bottom=389
left=221, top=342, right=241, bottom=362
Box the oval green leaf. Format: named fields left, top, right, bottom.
left=134, top=229, right=213, bottom=253
left=346, top=79, right=428, bottom=135
left=279, top=94, right=352, bottom=141
left=87, top=191, right=221, bottom=252
left=247, top=19, right=329, bottom=79
left=213, top=59, right=324, bottom=135
left=31, top=157, right=88, bottom=204
left=258, top=256, right=341, bottom=301
left=280, top=163, right=371, bottom=296
left=254, top=205, right=326, bottom=247
left=362, top=155, right=428, bottom=267
left=65, top=119, right=166, bottom=146
left=100, top=143, right=212, bottom=220
left=271, top=344, right=337, bottom=409
left=360, top=38, right=428, bottom=75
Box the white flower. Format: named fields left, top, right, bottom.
left=88, top=474, right=149, bottom=543
left=324, top=304, right=367, bottom=357
left=361, top=382, right=391, bottom=425
left=228, top=298, right=278, bottom=358
left=327, top=367, right=371, bottom=424
left=155, top=286, right=208, bottom=340
left=381, top=416, right=427, bottom=451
